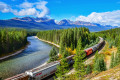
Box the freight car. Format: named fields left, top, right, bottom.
left=84, top=37, right=104, bottom=56
left=7, top=37, right=104, bottom=80
left=25, top=61, right=60, bottom=80
left=26, top=37, right=104, bottom=80
left=5, top=73, right=29, bottom=80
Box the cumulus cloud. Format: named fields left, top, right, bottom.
left=0, top=2, right=11, bottom=12
left=76, top=10, right=120, bottom=26
left=35, top=1, right=49, bottom=17
left=19, top=2, right=33, bottom=8
left=0, top=1, right=49, bottom=18
left=16, top=8, right=37, bottom=16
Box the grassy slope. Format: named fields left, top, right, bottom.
left=89, top=41, right=118, bottom=80
left=91, top=64, right=120, bottom=80
left=64, top=41, right=119, bottom=80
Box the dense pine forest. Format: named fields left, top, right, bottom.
left=37, top=27, right=120, bottom=80
left=96, top=28, right=120, bottom=68
left=96, top=28, right=120, bottom=48
left=37, top=27, right=98, bottom=53
left=0, top=28, right=27, bottom=56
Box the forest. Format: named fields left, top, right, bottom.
left=37, top=27, right=106, bottom=79
left=37, top=27, right=98, bottom=55
left=0, top=28, right=27, bottom=56
left=96, top=28, right=120, bottom=48
left=96, top=28, right=120, bottom=68
left=37, top=27, right=120, bottom=79
left=58, top=28, right=120, bottom=80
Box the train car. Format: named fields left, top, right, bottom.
left=66, top=55, right=74, bottom=64
left=91, top=45, right=97, bottom=52
left=25, top=61, right=60, bottom=80
left=84, top=48, right=93, bottom=56
left=84, top=37, right=104, bottom=56
left=5, top=73, right=29, bottom=80
left=6, top=37, right=104, bottom=80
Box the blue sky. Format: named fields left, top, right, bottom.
left=0, top=0, right=120, bottom=26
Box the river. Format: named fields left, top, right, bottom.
left=0, top=36, right=59, bottom=79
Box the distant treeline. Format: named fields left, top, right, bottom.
left=96, top=28, right=120, bottom=48
left=37, top=27, right=98, bottom=54
left=0, top=28, right=27, bottom=56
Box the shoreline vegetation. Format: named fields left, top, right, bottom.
left=35, top=36, right=60, bottom=48
left=35, top=36, right=60, bottom=58
left=0, top=42, right=30, bottom=61
left=0, top=28, right=28, bottom=61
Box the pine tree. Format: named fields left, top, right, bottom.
left=49, top=47, right=58, bottom=62
left=59, top=34, right=65, bottom=54
left=94, top=51, right=100, bottom=72
left=110, top=53, right=115, bottom=68
left=116, top=46, right=120, bottom=65
left=49, top=47, right=57, bottom=57
left=70, top=43, right=74, bottom=50
left=114, top=52, right=118, bottom=66
left=94, top=58, right=101, bottom=72
left=73, top=37, right=86, bottom=79
left=86, top=65, right=91, bottom=74
left=94, top=51, right=99, bottom=63
left=99, top=56, right=106, bottom=71
left=94, top=54, right=106, bottom=72
left=55, top=58, right=69, bottom=79
left=62, top=48, right=70, bottom=58
left=117, top=52, right=120, bottom=64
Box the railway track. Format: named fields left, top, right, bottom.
left=5, top=37, right=105, bottom=80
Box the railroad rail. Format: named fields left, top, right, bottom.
left=5, top=37, right=105, bottom=80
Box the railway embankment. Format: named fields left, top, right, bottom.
left=65, top=41, right=106, bottom=76
left=5, top=37, right=105, bottom=80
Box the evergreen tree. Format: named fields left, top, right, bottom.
left=70, top=43, right=74, bottom=50
left=73, top=37, right=86, bottom=79
left=94, top=57, right=101, bottom=72
left=62, top=48, right=70, bottom=58
left=49, top=47, right=58, bottom=62
left=117, top=52, right=120, bottom=64
left=49, top=47, right=57, bottom=57
left=0, top=28, right=27, bottom=56
left=94, top=51, right=99, bottom=63
left=55, top=58, right=69, bottom=79
left=94, top=54, right=106, bottom=72
left=110, top=52, right=115, bottom=68
left=116, top=47, right=120, bottom=65
left=86, top=65, right=91, bottom=74
left=99, top=56, right=106, bottom=71
left=114, top=52, right=118, bottom=66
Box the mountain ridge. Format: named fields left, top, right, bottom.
left=0, top=17, right=118, bottom=31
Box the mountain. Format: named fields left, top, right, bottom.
left=0, top=17, right=118, bottom=31
left=58, top=19, right=73, bottom=26
left=58, top=19, right=96, bottom=26
left=0, top=17, right=61, bottom=30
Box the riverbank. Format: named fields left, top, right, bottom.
left=35, top=36, right=60, bottom=48
left=0, top=42, right=30, bottom=61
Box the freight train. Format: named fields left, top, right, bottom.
left=5, top=37, right=104, bottom=80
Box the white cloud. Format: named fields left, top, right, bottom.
left=35, top=1, right=49, bottom=17
left=15, top=8, right=37, bottom=16
left=0, top=1, right=49, bottom=18
left=19, top=2, right=33, bottom=8
left=0, top=2, right=11, bottom=12
left=76, top=10, right=120, bottom=26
